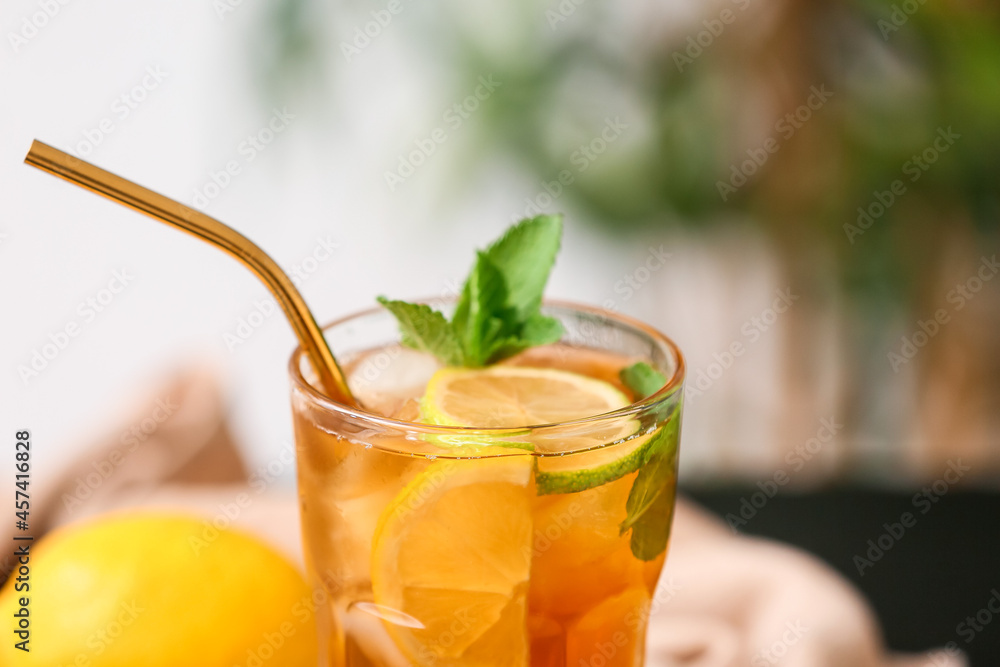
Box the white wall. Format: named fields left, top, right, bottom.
left=1, top=0, right=805, bottom=489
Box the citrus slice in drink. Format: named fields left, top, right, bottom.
left=421, top=365, right=642, bottom=490
left=421, top=366, right=630, bottom=429
left=533, top=428, right=657, bottom=495
left=371, top=457, right=534, bottom=666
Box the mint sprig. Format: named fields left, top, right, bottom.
left=378, top=215, right=565, bottom=367
left=619, top=361, right=680, bottom=561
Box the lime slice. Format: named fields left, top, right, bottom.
left=535, top=429, right=657, bottom=495
left=371, top=457, right=533, bottom=666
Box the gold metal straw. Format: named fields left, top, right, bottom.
left=24, top=139, right=357, bottom=407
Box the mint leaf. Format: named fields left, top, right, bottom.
left=483, top=214, right=562, bottom=321
left=476, top=313, right=564, bottom=365
left=518, top=313, right=564, bottom=347
left=620, top=408, right=680, bottom=561
left=379, top=215, right=566, bottom=367
left=623, top=450, right=677, bottom=560
left=620, top=362, right=668, bottom=399
left=452, top=252, right=514, bottom=367
left=376, top=297, right=463, bottom=366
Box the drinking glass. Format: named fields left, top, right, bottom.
left=289, top=302, right=684, bottom=667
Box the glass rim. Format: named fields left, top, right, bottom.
left=288, top=299, right=685, bottom=436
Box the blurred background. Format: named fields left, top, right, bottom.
left=1, top=0, right=998, bottom=660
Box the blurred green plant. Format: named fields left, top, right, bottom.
left=251, top=0, right=328, bottom=103
left=256, top=0, right=999, bottom=311
left=253, top=0, right=1000, bottom=477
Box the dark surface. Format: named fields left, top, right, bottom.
left=685, top=487, right=1000, bottom=665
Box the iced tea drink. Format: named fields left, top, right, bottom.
left=291, top=303, right=683, bottom=666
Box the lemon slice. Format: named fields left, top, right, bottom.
left=421, top=366, right=630, bottom=429
left=371, top=457, right=533, bottom=666
left=421, top=366, right=642, bottom=491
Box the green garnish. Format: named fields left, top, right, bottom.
left=380, top=217, right=681, bottom=561
left=535, top=430, right=652, bottom=496
left=619, top=412, right=680, bottom=561
left=378, top=214, right=565, bottom=367
left=620, top=362, right=668, bottom=399
left=618, top=361, right=679, bottom=560
left=374, top=301, right=464, bottom=366
left=535, top=365, right=669, bottom=496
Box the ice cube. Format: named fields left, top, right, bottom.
left=347, top=346, right=441, bottom=417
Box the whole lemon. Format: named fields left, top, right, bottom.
left=0, top=512, right=317, bottom=666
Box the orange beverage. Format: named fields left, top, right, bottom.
left=290, top=302, right=683, bottom=666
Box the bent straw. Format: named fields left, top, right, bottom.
left=24, top=139, right=357, bottom=407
